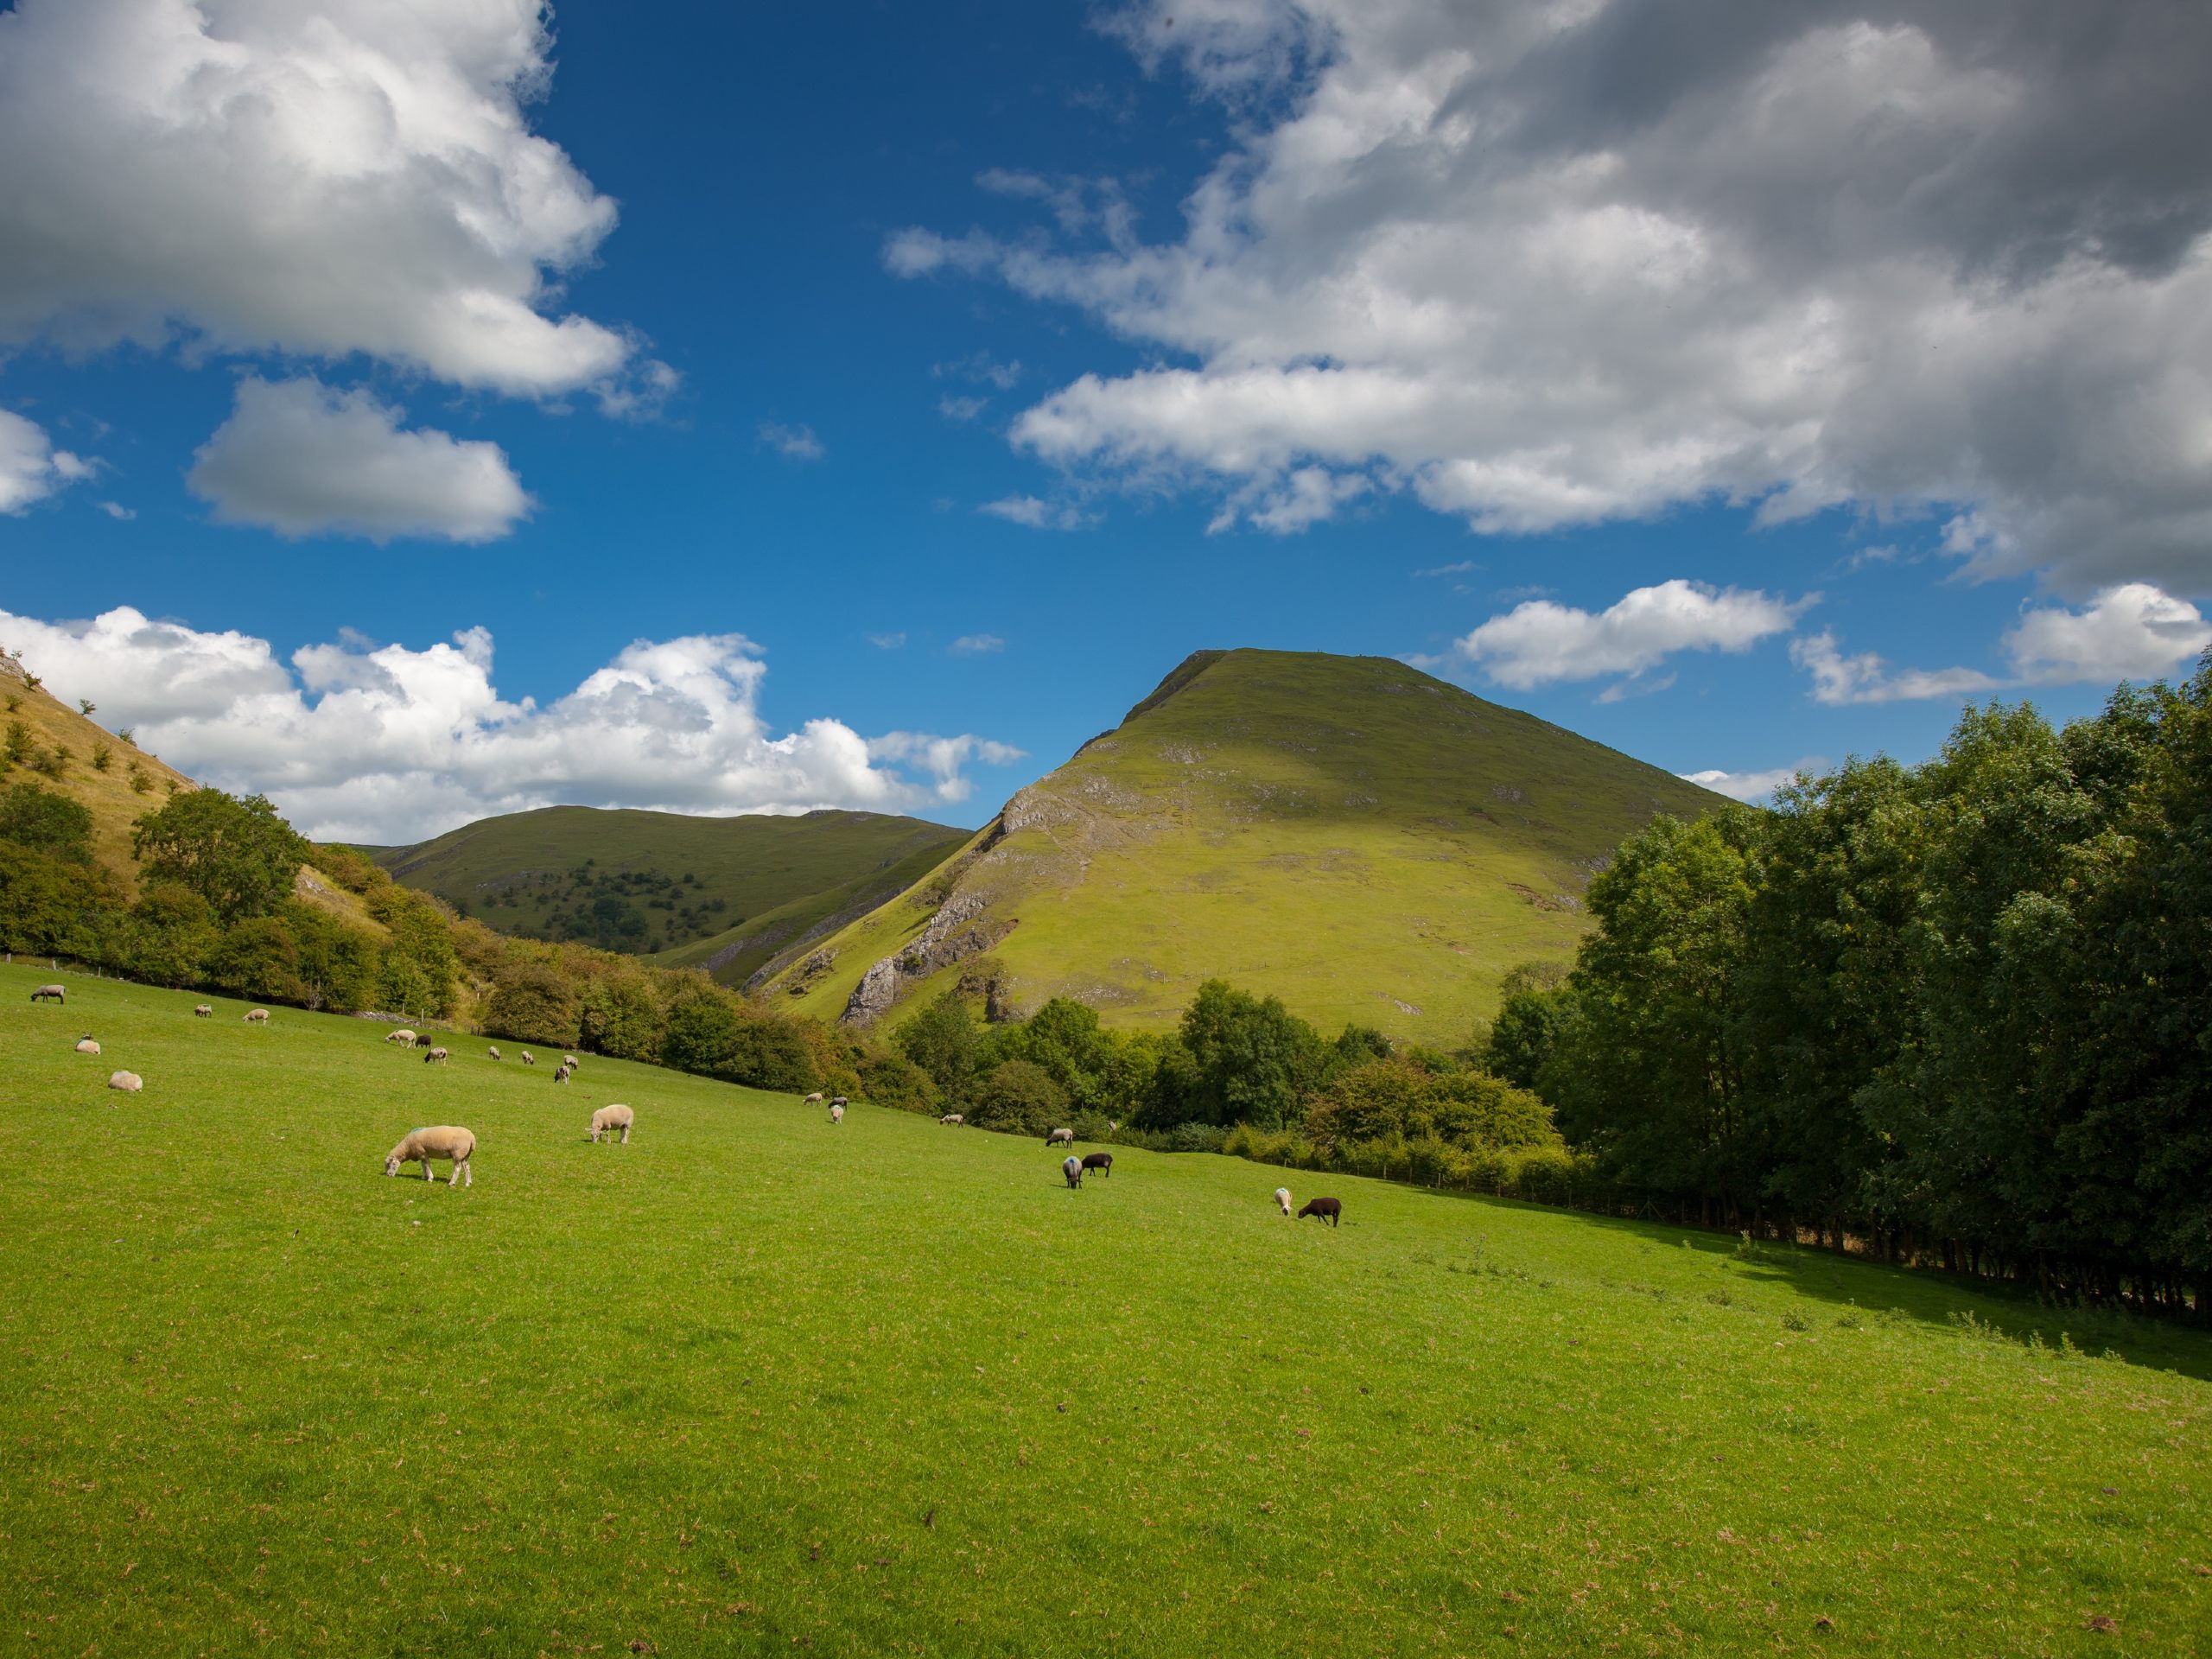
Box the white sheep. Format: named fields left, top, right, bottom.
left=243, top=1008, right=270, bottom=1025
left=1046, top=1127, right=1075, bottom=1148
left=803, top=1090, right=824, bottom=1104
left=385, top=1126, right=474, bottom=1185
left=422, top=1046, right=449, bottom=1065
left=563, top=1053, right=579, bottom=1068
left=939, top=1113, right=963, bottom=1126
left=829, top=1101, right=845, bottom=1124
left=553, top=1062, right=573, bottom=1083
left=194, top=1004, right=213, bottom=1019
left=486, top=1046, right=502, bottom=1061
left=520, top=1051, right=535, bottom=1065
left=29, top=983, right=65, bottom=1004
left=109, top=1071, right=143, bottom=1093
left=589, top=1104, right=634, bottom=1144
left=385, top=1028, right=417, bottom=1046
left=74, top=1035, right=100, bottom=1055
left=1274, top=1187, right=1294, bottom=1217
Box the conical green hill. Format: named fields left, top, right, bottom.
left=760, top=648, right=1726, bottom=1041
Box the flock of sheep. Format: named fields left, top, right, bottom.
left=34, top=979, right=1344, bottom=1223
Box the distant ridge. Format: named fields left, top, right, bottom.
left=761, top=648, right=1725, bottom=1040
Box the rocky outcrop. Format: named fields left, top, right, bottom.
left=840, top=893, right=1012, bottom=1024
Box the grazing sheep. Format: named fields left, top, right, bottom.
left=1046, top=1127, right=1075, bottom=1148
left=1297, top=1197, right=1343, bottom=1228
left=75, top=1036, right=100, bottom=1055
left=1063, top=1154, right=1084, bottom=1189
left=589, top=1104, right=634, bottom=1144
left=486, top=1046, right=501, bottom=1061
left=243, top=1008, right=270, bottom=1025
left=423, top=1046, right=449, bottom=1065
left=108, top=1070, right=143, bottom=1093
left=520, top=1051, right=535, bottom=1065
left=1274, top=1186, right=1294, bottom=1217
left=830, top=1102, right=845, bottom=1124
left=563, top=1054, right=579, bottom=1069
left=553, top=1063, right=573, bottom=1084
left=30, top=983, right=65, bottom=1004
left=385, top=1028, right=417, bottom=1046
left=411, top=1033, right=435, bottom=1048
left=939, top=1113, right=963, bottom=1126
left=194, top=1004, right=213, bottom=1019
left=384, top=1126, right=475, bottom=1185
left=803, top=1090, right=824, bottom=1105
left=1081, top=1151, right=1113, bottom=1179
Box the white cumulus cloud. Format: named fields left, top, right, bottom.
left=1448, top=580, right=1810, bottom=690
left=2005, top=584, right=2211, bottom=685
left=0, top=605, right=1024, bottom=843
left=0, top=0, right=657, bottom=404
left=0, top=408, right=90, bottom=513
left=187, top=377, right=531, bottom=543
left=1790, top=632, right=2000, bottom=706
left=1680, top=761, right=1825, bottom=804
left=893, top=0, right=2212, bottom=589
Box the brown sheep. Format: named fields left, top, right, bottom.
left=1297, top=1197, right=1343, bottom=1227
left=108, top=1070, right=143, bottom=1093
left=243, top=1008, right=270, bottom=1025
left=1081, top=1152, right=1113, bottom=1178
left=385, top=1126, right=474, bottom=1185
left=30, top=983, right=65, bottom=1004
left=589, top=1104, right=634, bottom=1144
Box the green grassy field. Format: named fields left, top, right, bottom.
left=767, top=651, right=1726, bottom=1042
left=6, top=963, right=2209, bottom=1656
left=365, top=805, right=968, bottom=982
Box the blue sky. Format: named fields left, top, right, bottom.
left=2, top=0, right=2208, bottom=842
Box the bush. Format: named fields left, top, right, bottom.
left=0, top=782, right=95, bottom=863
left=0, top=842, right=110, bottom=956
left=968, top=1059, right=1068, bottom=1135
left=116, top=883, right=219, bottom=987
left=206, top=915, right=306, bottom=1003
left=856, top=1051, right=938, bottom=1114
left=485, top=963, right=582, bottom=1047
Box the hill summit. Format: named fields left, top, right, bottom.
left=761, top=648, right=1723, bottom=1040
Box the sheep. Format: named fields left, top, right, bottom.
left=385, top=1028, right=417, bottom=1046
left=422, top=1046, right=449, bottom=1065
left=1046, top=1127, right=1075, bottom=1148
left=74, top=1035, right=100, bottom=1055
left=588, top=1104, right=634, bottom=1144
left=520, top=1051, right=535, bottom=1065
left=939, top=1113, right=963, bottom=1126
left=563, top=1054, right=579, bottom=1069
left=1274, top=1186, right=1294, bottom=1217
left=829, top=1101, right=845, bottom=1124
left=486, top=1046, right=502, bottom=1061
left=243, top=1008, right=270, bottom=1025
left=1081, top=1151, right=1113, bottom=1178
left=30, top=983, right=65, bottom=1004
left=384, top=1126, right=474, bottom=1185
left=1297, top=1197, right=1343, bottom=1228
left=803, top=1090, right=824, bottom=1105
left=194, top=1004, right=213, bottom=1019
left=1063, top=1154, right=1084, bottom=1189
left=553, top=1063, right=573, bottom=1084
left=108, top=1070, right=143, bottom=1093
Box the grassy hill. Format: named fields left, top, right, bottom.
left=371, top=806, right=969, bottom=986
left=5, top=962, right=2208, bottom=1656
left=765, top=649, right=1726, bottom=1041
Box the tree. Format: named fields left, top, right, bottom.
left=1486, top=988, right=1573, bottom=1095
left=117, top=883, right=219, bottom=987
left=0, top=782, right=94, bottom=863
left=1167, top=979, right=1325, bottom=1128
left=486, top=964, right=582, bottom=1046
left=969, top=1059, right=1068, bottom=1135
left=131, top=788, right=306, bottom=922
left=206, top=914, right=305, bottom=1003
left=895, top=990, right=981, bottom=1096
left=0, top=842, right=109, bottom=956
left=378, top=899, right=460, bottom=1018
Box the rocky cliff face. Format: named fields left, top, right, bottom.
left=840, top=890, right=1013, bottom=1023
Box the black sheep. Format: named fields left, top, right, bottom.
left=1297, top=1196, right=1342, bottom=1227
left=1081, top=1152, right=1113, bottom=1178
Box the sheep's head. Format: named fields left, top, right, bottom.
left=384, top=1147, right=405, bottom=1176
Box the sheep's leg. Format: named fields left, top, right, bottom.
left=421, top=1160, right=433, bottom=1182
left=620, top=1126, right=630, bottom=1144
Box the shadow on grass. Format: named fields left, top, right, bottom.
left=1411, top=1185, right=2212, bottom=1382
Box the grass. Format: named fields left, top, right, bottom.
left=0, top=662, right=194, bottom=888
left=769, top=650, right=1726, bottom=1041
left=6, top=961, right=2209, bottom=1656
left=368, top=805, right=969, bottom=983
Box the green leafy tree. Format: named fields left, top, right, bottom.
left=0, top=842, right=109, bottom=956
left=0, top=782, right=94, bottom=863
left=378, top=901, right=460, bottom=1018
left=117, top=883, right=219, bottom=987
left=485, top=963, right=582, bottom=1046
left=895, top=990, right=981, bottom=1096
left=131, top=788, right=307, bottom=922
left=1166, top=979, right=1326, bottom=1128
left=206, top=914, right=306, bottom=1003
left=969, top=1058, right=1069, bottom=1135
left=286, top=904, right=382, bottom=1013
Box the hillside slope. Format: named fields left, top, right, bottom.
left=764, top=649, right=1726, bottom=1040
left=373, top=805, right=969, bottom=985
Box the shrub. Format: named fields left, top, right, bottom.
left=969, top=1059, right=1068, bottom=1135
left=856, top=1051, right=938, bottom=1114
left=206, top=914, right=306, bottom=1004
left=117, top=883, right=219, bottom=987
left=485, top=963, right=582, bottom=1047
left=91, top=742, right=112, bottom=772
left=2, top=721, right=29, bottom=768
left=0, top=782, right=95, bottom=863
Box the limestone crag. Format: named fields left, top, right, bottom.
left=839, top=892, right=1010, bottom=1024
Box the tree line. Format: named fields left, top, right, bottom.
left=1493, top=659, right=2212, bottom=1318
